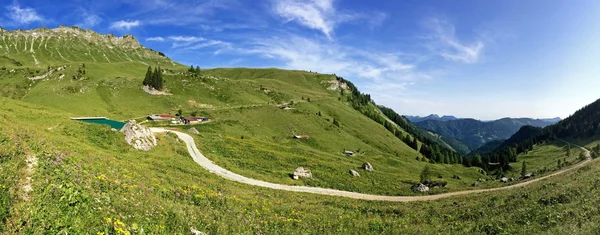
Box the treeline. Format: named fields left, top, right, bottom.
left=380, top=106, right=463, bottom=165
left=143, top=66, right=163, bottom=90
left=335, top=75, right=463, bottom=165
left=486, top=98, right=600, bottom=170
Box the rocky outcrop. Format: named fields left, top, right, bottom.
left=472, top=182, right=478, bottom=187
left=292, top=167, right=312, bottom=180
left=143, top=85, right=172, bottom=95
left=411, top=183, right=429, bottom=193
left=349, top=169, right=360, bottom=177
left=452, top=175, right=461, bottom=180
left=190, top=228, right=207, bottom=235
left=500, top=177, right=508, bottom=183
left=188, top=127, right=200, bottom=135
left=121, top=120, right=157, bottom=151
left=361, top=162, right=373, bottom=171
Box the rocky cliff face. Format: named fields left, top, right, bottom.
left=3, top=26, right=142, bottom=49
left=121, top=120, right=157, bottom=151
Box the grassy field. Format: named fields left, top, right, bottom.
left=2, top=98, right=600, bottom=234
left=506, top=141, right=586, bottom=179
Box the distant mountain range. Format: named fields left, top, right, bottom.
left=408, top=116, right=561, bottom=155
left=404, top=114, right=459, bottom=122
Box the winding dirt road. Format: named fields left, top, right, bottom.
left=151, top=128, right=593, bottom=202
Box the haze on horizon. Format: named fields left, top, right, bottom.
left=3, top=0, right=599, bottom=120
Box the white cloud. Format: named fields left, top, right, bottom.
left=109, top=20, right=141, bottom=30
left=272, top=0, right=386, bottom=40
left=144, top=35, right=228, bottom=51
left=5, top=3, right=43, bottom=25
left=273, top=0, right=336, bottom=39
left=222, top=34, right=416, bottom=84
left=76, top=13, right=102, bottom=29
left=426, top=18, right=484, bottom=63
left=168, top=36, right=205, bottom=42
left=146, top=37, right=165, bottom=42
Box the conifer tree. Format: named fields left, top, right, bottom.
left=521, top=161, right=527, bottom=176
left=143, top=66, right=152, bottom=86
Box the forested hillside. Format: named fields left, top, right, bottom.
left=414, top=117, right=559, bottom=152
left=484, top=98, right=600, bottom=170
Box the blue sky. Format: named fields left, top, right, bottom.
left=3, top=0, right=600, bottom=120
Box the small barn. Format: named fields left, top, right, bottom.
left=182, top=116, right=209, bottom=124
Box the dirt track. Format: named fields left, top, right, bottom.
left=151, top=128, right=593, bottom=202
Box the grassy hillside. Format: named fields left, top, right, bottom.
left=0, top=27, right=478, bottom=195
left=2, top=98, right=600, bottom=234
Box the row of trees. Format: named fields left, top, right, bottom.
left=143, top=66, right=164, bottom=90
left=188, top=65, right=201, bottom=73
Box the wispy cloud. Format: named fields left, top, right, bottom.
left=272, top=0, right=386, bottom=40
left=273, top=0, right=336, bottom=39
left=425, top=17, right=484, bottom=63
left=145, top=35, right=229, bottom=52
left=76, top=11, right=102, bottom=29
left=145, top=36, right=165, bottom=42
left=5, top=3, right=43, bottom=25
left=109, top=20, right=141, bottom=30
left=219, top=34, right=417, bottom=84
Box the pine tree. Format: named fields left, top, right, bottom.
left=156, top=66, right=163, bottom=90
left=521, top=161, right=527, bottom=176
left=420, top=165, right=432, bottom=183
left=143, top=66, right=152, bottom=86
left=411, top=137, right=419, bottom=151
left=557, top=159, right=562, bottom=168
left=474, top=154, right=483, bottom=167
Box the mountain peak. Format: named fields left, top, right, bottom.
left=2, top=26, right=142, bottom=49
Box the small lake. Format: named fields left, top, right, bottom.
left=74, top=118, right=126, bottom=130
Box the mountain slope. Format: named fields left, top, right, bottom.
left=414, top=117, right=560, bottom=152
left=0, top=26, right=175, bottom=67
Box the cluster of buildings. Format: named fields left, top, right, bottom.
left=147, top=114, right=209, bottom=124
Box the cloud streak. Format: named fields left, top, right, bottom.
left=109, top=20, right=141, bottom=30
left=5, top=3, right=43, bottom=25
left=272, top=0, right=387, bottom=40
left=145, top=36, right=165, bottom=42
left=426, top=17, right=484, bottom=63
left=145, top=35, right=229, bottom=52
left=76, top=11, right=102, bottom=29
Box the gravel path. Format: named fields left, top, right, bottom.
left=151, top=128, right=594, bottom=202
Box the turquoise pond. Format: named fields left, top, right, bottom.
left=76, top=118, right=126, bottom=130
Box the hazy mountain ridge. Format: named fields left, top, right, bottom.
left=404, top=114, right=459, bottom=122
left=413, top=117, right=560, bottom=152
